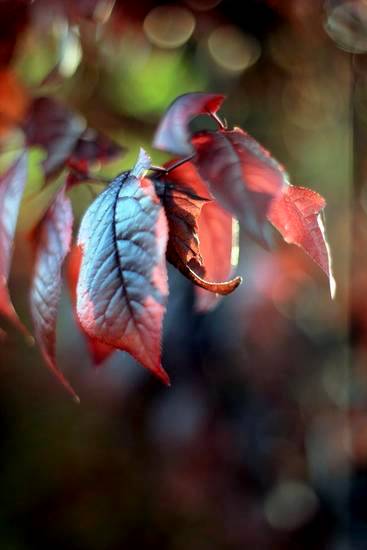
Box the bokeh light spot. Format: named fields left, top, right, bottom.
left=325, top=0, right=367, bottom=53
left=208, top=25, right=260, bottom=73
left=264, top=481, right=319, bottom=531
left=143, top=5, right=196, bottom=49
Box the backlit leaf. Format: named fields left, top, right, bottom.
left=195, top=202, right=236, bottom=312
left=192, top=128, right=287, bottom=244
left=267, top=185, right=336, bottom=297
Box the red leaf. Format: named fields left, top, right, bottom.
left=0, top=152, right=30, bottom=337
left=195, top=202, right=236, bottom=312
left=267, top=185, right=336, bottom=297
left=67, top=244, right=115, bottom=366
left=153, top=92, right=225, bottom=156
left=30, top=187, right=78, bottom=400
left=192, top=128, right=287, bottom=244
left=77, top=149, right=170, bottom=384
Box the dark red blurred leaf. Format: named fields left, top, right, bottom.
left=192, top=128, right=287, bottom=244
left=70, top=127, right=124, bottom=165
left=77, top=149, right=170, bottom=384
left=0, top=152, right=31, bottom=337
left=24, top=97, right=124, bottom=177
left=67, top=244, right=115, bottom=366
left=195, top=202, right=236, bottom=311
left=267, top=185, right=336, bottom=297
left=30, top=186, right=78, bottom=400
left=24, top=97, right=85, bottom=177
left=153, top=92, right=225, bottom=156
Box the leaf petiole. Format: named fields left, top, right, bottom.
left=149, top=155, right=195, bottom=176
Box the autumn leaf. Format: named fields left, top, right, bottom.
left=29, top=186, right=78, bottom=400
left=0, top=152, right=31, bottom=337
left=267, top=185, right=336, bottom=297
left=192, top=128, right=287, bottom=245
left=153, top=93, right=288, bottom=244
left=153, top=92, right=225, bottom=156
left=77, top=149, right=170, bottom=384
left=67, top=244, right=115, bottom=366
left=153, top=160, right=210, bottom=279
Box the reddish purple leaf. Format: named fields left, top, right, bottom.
left=70, top=127, right=124, bottom=166
left=192, top=128, right=287, bottom=244
left=267, top=185, right=336, bottom=297
left=23, top=97, right=124, bottom=177
left=153, top=92, right=225, bottom=156
left=30, top=186, right=78, bottom=400
left=196, top=202, right=236, bottom=312
left=77, top=149, right=170, bottom=384
left=24, top=97, right=85, bottom=177
left=0, top=152, right=31, bottom=337
left=67, top=244, right=115, bottom=366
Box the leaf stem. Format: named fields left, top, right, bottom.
left=209, top=111, right=226, bottom=130
left=149, top=155, right=195, bottom=175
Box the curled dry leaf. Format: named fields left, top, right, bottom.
left=29, top=186, right=78, bottom=400
left=153, top=160, right=210, bottom=279
left=155, top=160, right=242, bottom=297
left=0, top=151, right=31, bottom=337
left=77, top=149, right=170, bottom=384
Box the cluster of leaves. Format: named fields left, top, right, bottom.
left=0, top=92, right=334, bottom=400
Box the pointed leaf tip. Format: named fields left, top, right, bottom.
left=30, top=187, right=76, bottom=399
left=132, top=148, right=151, bottom=179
